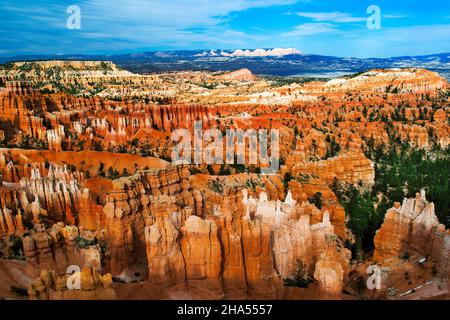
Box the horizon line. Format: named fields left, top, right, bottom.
left=1, top=48, right=450, bottom=62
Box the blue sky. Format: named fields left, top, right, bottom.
left=0, top=0, right=450, bottom=58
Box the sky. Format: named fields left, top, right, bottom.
left=0, top=0, right=450, bottom=58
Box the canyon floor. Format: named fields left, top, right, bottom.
left=0, top=61, right=448, bottom=300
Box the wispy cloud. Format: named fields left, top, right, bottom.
left=296, top=11, right=366, bottom=23
left=383, top=14, right=406, bottom=19
left=322, top=23, right=450, bottom=58
left=380, top=24, right=450, bottom=43
left=281, top=23, right=335, bottom=37
left=80, top=0, right=297, bottom=28
left=296, top=11, right=406, bottom=23
left=0, top=0, right=449, bottom=58
left=0, top=0, right=298, bottom=55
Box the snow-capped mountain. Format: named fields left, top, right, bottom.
left=1, top=49, right=450, bottom=79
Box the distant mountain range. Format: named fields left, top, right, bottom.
left=1, top=49, right=450, bottom=80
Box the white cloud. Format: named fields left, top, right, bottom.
left=296, top=11, right=405, bottom=23
left=281, top=23, right=335, bottom=37
left=75, top=0, right=295, bottom=50
left=383, top=14, right=406, bottom=19
left=81, top=0, right=297, bottom=28
left=1, top=0, right=300, bottom=54
left=296, top=12, right=366, bottom=23
left=318, top=23, right=450, bottom=58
